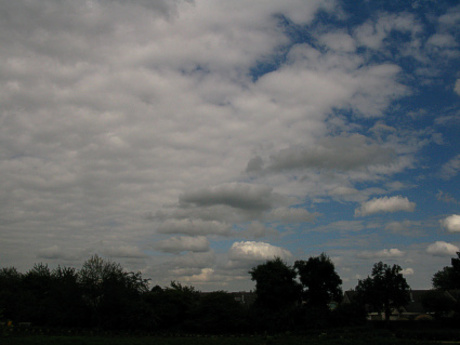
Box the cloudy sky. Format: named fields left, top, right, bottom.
left=1, top=0, right=459, bottom=291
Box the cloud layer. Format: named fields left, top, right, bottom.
left=0, top=0, right=459, bottom=291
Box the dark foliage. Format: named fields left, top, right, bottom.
left=432, top=252, right=460, bottom=290
left=2, top=254, right=459, bottom=335
left=356, top=262, right=410, bottom=321
left=249, top=257, right=301, bottom=331
left=295, top=253, right=343, bottom=308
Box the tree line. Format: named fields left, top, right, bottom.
left=1, top=253, right=460, bottom=334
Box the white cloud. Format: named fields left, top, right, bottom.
left=156, top=236, right=210, bottom=253
left=427, top=241, right=459, bottom=256
left=180, top=268, right=215, bottom=282
left=357, top=248, right=405, bottom=259
left=455, top=79, right=460, bottom=96
left=228, top=241, right=292, bottom=263
left=353, top=12, right=422, bottom=51
left=319, top=32, right=356, bottom=52
left=441, top=215, right=460, bottom=233
left=401, top=268, right=414, bottom=276
left=355, top=196, right=416, bottom=216
left=427, top=34, right=458, bottom=48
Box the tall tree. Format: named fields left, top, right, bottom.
left=78, top=255, right=149, bottom=329
left=0, top=267, right=23, bottom=321
left=249, top=257, right=301, bottom=312
left=294, top=253, right=342, bottom=309
left=433, top=252, right=460, bottom=290
left=356, top=262, right=410, bottom=321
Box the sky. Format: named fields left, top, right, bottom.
left=1, top=0, right=459, bottom=292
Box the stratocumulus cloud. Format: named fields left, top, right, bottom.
left=357, top=248, right=405, bottom=259
left=157, top=219, right=232, bottom=236
left=355, top=196, right=416, bottom=216
left=0, top=0, right=459, bottom=292
left=156, top=236, right=210, bottom=253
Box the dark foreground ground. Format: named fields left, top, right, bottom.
left=3, top=329, right=459, bottom=345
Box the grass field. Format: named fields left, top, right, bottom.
left=0, top=333, right=450, bottom=345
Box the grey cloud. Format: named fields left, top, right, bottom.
left=267, top=207, right=317, bottom=223
left=243, top=221, right=279, bottom=239
left=37, top=245, right=79, bottom=261
left=157, top=219, right=232, bottom=236
left=101, top=245, right=147, bottom=258
left=156, top=236, right=210, bottom=253
left=266, top=134, right=395, bottom=173
left=246, top=156, right=264, bottom=174
left=180, top=183, right=274, bottom=212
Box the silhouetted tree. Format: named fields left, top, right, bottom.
left=295, top=253, right=342, bottom=308
left=78, top=255, right=149, bottom=329
left=249, top=257, right=301, bottom=331
left=356, top=262, right=410, bottom=322
left=50, top=266, right=86, bottom=327
left=433, top=252, right=460, bottom=290
left=145, top=282, right=200, bottom=332
left=21, top=263, right=56, bottom=325
left=194, top=291, right=247, bottom=334
left=0, top=267, right=23, bottom=322
left=250, top=257, right=300, bottom=312
left=294, top=254, right=342, bottom=328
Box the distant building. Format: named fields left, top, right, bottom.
left=342, top=289, right=459, bottom=320
left=230, top=291, right=256, bottom=305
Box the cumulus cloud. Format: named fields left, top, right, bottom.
left=228, top=241, right=292, bottom=267
left=441, top=215, right=460, bottom=233
left=357, top=248, right=405, bottom=259
left=156, top=236, right=210, bottom=253
left=157, top=219, right=231, bottom=236
left=427, top=241, right=459, bottom=256
left=180, top=268, right=215, bottom=283
left=355, top=196, right=416, bottom=217
left=353, top=12, right=422, bottom=51
left=401, top=268, right=414, bottom=276
left=455, top=79, right=460, bottom=96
